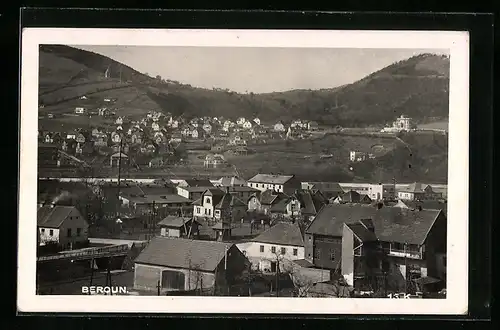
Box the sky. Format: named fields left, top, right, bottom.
left=74, top=45, right=449, bottom=94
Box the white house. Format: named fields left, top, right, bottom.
left=273, top=121, right=285, bottom=132
left=247, top=173, right=301, bottom=195
left=115, top=117, right=123, bottom=125
left=243, top=121, right=252, bottom=130
left=237, top=222, right=305, bottom=273
left=75, top=107, right=86, bottom=115
left=237, top=117, right=246, bottom=126
left=192, top=188, right=246, bottom=222
left=253, top=118, right=261, bottom=126
left=397, top=182, right=442, bottom=201
left=152, top=122, right=160, bottom=131
left=202, top=123, right=212, bottom=134
left=37, top=205, right=89, bottom=249
left=192, top=189, right=225, bottom=219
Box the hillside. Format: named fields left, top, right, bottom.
left=39, top=45, right=449, bottom=126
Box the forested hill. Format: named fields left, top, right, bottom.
left=39, top=45, right=449, bottom=126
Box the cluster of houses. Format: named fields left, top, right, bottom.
left=37, top=171, right=447, bottom=297
left=39, top=105, right=321, bottom=170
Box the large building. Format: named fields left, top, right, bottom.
left=133, top=237, right=249, bottom=294
left=247, top=174, right=301, bottom=195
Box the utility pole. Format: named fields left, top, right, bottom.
left=116, top=135, right=124, bottom=217
left=157, top=280, right=161, bottom=296
left=276, top=255, right=280, bottom=297
left=404, top=242, right=408, bottom=294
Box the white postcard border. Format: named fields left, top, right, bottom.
left=18, top=28, right=469, bottom=314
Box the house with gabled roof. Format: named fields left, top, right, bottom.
left=213, top=189, right=247, bottom=223
left=303, top=181, right=345, bottom=199
left=236, top=221, right=305, bottom=273
left=158, top=216, right=201, bottom=238
left=247, top=189, right=289, bottom=215
left=133, top=237, right=249, bottom=294
left=331, top=190, right=372, bottom=204
left=37, top=205, right=89, bottom=249
left=305, top=204, right=447, bottom=293
left=247, top=173, right=301, bottom=195
left=192, top=188, right=226, bottom=220
left=397, top=182, right=443, bottom=201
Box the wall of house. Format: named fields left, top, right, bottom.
left=304, top=233, right=315, bottom=263
left=58, top=208, right=89, bottom=249
left=133, top=263, right=216, bottom=293
left=176, top=187, right=190, bottom=199
left=285, top=199, right=301, bottom=217
left=247, top=196, right=261, bottom=212
left=341, top=226, right=355, bottom=286
left=313, top=235, right=343, bottom=270
left=423, top=212, right=447, bottom=279
left=283, top=177, right=302, bottom=195
left=39, top=227, right=60, bottom=245
left=236, top=241, right=305, bottom=272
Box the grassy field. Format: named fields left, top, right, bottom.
left=417, top=120, right=449, bottom=131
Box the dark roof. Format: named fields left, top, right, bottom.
left=306, top=204, right=443, bottom=245
left=404, top=200, right=448, bottom=216
left=293, top=190, right=328, bottom=215
left=37, top=205, right=77, bottom=228
left=258, top=190, right=288, bottom=205
left=341, top=190, right=361, bottom=203
left=413, top=276, right=442, bottom=285
left=135, top=237, right=233, bottom=272
left=346, top=222, right=378, bottom=242
left=185, top=179, right=214, bottom=187
left=293, top=259, right=314, bottom=268
left=179, top=186, right=222, bottom=193
left=309, top=182, right=344, bottom=193
left=253, top=222, right=305, bottom=247
left=157, top=216, right=196, bottom=228
left=214, top=193, right=247, bottom=209
left=400, top=182, right=432, bottom=193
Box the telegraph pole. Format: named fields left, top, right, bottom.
left=116, top=135, right=124, bottom=217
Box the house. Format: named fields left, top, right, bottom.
left=183, top=179, right=215, bottom=188
left=66, top=131, right=77, bottom=140
left=177, top=186, right=221, bottom=201
left=242, top=121, right=252, bottom=130
left=273, top=121, right=286, bottom=132
left=224, top=186, right=259, bottom=201
left=111, top=132, right=122, bottom=144
left=133, top=237, right=249, bottom=294
left=303, top=182, right=345, bottom=200
left=341, top=208, right=447, bottom=294
left=116, top=117, right=123, bottom=125
left=37, top=205, right=89, bottom=250
left=152, top=122, right=160, bottom=131
left=331, top=190, right=372, bottom=204
left=44, top=133, right=53, bottom=144
left=213, top=176, right=247, bottom=187
left=169, top=132, right=182, bottom=144
left=282, top=190, right=329, bottom=222
left=192, top=188, right=225, bottom=220
left=75, top=133, right=86, bottom=144
left=247, top=174, right=301, bottom=195
left=158, top=216, right=201, bottom=238
left=202, top=123, right=212, bottom=134
left=236, top=117, right=246, bottom=126
left=247, top=190, right=289, bottom=215
left=191, top=127, right=205, bottom=139
left=203, top=154, right=227, bottom=169
left=236, top=222, right=305, bottom=273
left=305, top=203, right=447, bottom=286
left=131, top=132, right=143, bottom=144
left=109, top=152, right=129, bottom=167
left=349, top=151, right=368, bottom=162
left=253, top=118, right=261, bottom=126
left=75, top=107, right=86, bottom=115
left=307, top=121, right=319, bottom=131
left=397, top=183, right=443, bottom=201
left=120, top=194, right=193, bottom=217
left=93, top=134, right=108, bottom=147
left=98, top=107, right=109, bottom=116
left=192, top=188, right=246, bottom=223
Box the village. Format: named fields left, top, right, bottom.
left=37, top=164, right=448, bottom=298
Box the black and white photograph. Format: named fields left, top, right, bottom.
left=18, top=28, right=469, bottom=314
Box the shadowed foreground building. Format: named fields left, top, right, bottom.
left=133, top=237, right=249, bottom=294
left=305, top=204, right=447, bottom=294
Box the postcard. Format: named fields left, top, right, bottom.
left=19, top=28, right=469, bottom=314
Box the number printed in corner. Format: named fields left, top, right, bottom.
left=387, top=293, right=411, bottom=299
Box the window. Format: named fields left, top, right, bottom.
left=293, top=248, right=298, bottom=256
left=271, top=246, right=276, bottom=253
left=49, top=229, right=53, bottom=236
left=41, top=228, right=45, bottom=233
left=76, top=228, right=82, bottom=236
left=280, top=247, right=286, bottom=255
left=67, top=228, right=72, bottom=237
left=196, top=207, right=201, bottom=214
left=205, top=198, right=211, bottom=204
left=330, top=251, right=336, bottom=261
left=260, top=245, right=264, bottom=253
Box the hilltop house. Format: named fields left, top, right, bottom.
left=305, top=204, right=447, bottom=293
left=75, top=107, right=86, bottom=115
left=237, top=117, right=246, bottom=126
left=202, top=123, right=213, bottom=134
left=116, top=117, right=123, bottom=125
left=397, top=183, right=442, bottom=201
left=307, top=121, right=319, bottom=131
left=242, top=121, right=252, bottom=130
left=204, top=154, right=227, bottom=169
left=134, top=237, right=249, bottom=294
left=247, top=174, right=301, bottom=195
left=37, top=205, right=89, bottom=250
left=253, top=118, right=261, bottom=126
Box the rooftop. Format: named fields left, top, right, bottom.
left=248, top=174, right=295, bottom=185
left=253, top=222, right=305, bottom=247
